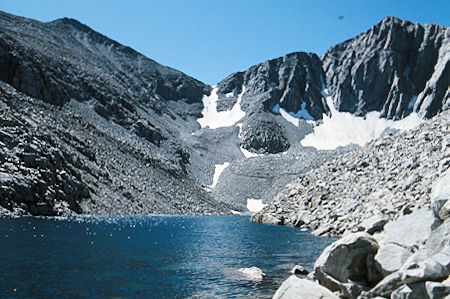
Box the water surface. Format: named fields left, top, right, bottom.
left=0, top=215, right=332, bottom=298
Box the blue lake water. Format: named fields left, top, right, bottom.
left=0, top=215, right=333, bottom=298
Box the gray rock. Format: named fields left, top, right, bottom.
left=391, top=282, right=428, bottom=299
left=439, top=200, right=450, bottom=221
left=431, top=169, right=450, bottom=220
left=401, top=261, right=449, bottom=284
left=375, top=208, right=441, bottom=275
left=367, top=271, right=404, bottom=298
left=272, top=275, right=338, bottom=299
left=359, top=215, right=388, bottom=235
left=425, top=281, right=450, bottom=298
left=375, top=243, right=416, bottom=276
left=314, top=232, right=381, bottom=295
left=240, top=116, right=290, bottom=154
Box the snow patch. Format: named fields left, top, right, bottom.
left=272, top=103, right=315, bottom=127
left=197, top=87, right=246, bottom=129
left=240, top=147, right=261, bottom=158
left=246, top=198, right=266, bottom=213
left=301, top=95, right=424, bottom=150
left=236, top=123, right=243, bottom=139
left=225, top=92, right=234, bottom=98
left=207, top=162, right=230, bottom=190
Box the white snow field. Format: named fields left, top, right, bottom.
left=207, top=162, right=230, bottom=190
left=197, top=87, right=246, bottom=129
left=240, top=147, right=262, bottom=158
left=301, top=94, right=423, bottom=150
left=272, top=102, right=315, bottom=127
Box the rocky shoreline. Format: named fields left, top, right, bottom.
left=253, top=109, right=450, bottom=298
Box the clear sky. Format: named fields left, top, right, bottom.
left=2, top=0, right=449, bottom=85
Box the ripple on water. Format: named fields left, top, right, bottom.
left=0, top=215, right=333, bottom=298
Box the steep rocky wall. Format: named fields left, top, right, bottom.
left=322, top=17, right=449, bottom=119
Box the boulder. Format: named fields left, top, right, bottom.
left=390, top=282, right=428, bottom=299
left=314, top=232, right=381, bottom=296
left=375, top=243, right=416, bottom=276
left=273, top=275, right=338, bottom=299
left=359, top=215, right=388, bottom=235
left=425, top=281, right=450, bottom=298
left=237, top=266, right=265, bottom=281
left=366, top=271, right=403, bottom=298
left=375, top=208, right=440, bottom=275
left=400, top=260, right=449, bottom=284
left=430, top=169, right=450, bottom=220
left=439, top=200, right=450, bottom=221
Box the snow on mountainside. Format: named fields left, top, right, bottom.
left=301, top=91, right=424, bottom=150
left=0, top=11, right=448, bottom=216
left=252, top=108, right=449, bottom=237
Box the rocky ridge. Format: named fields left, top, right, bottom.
left=323, top=16, right=449, bottom=119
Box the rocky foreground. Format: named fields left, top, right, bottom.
left=253, top=109, right=449, bottom=298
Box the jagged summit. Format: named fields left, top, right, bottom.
left=322, top=15, right=449, bottom=119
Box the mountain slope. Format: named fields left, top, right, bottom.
left=0, top=11, right=235, bottom=216
left=0, top=80, right=232, bottom=216
left=251, top=108, right=449, bottom=236
left=0, top=12, right=448, bottom=216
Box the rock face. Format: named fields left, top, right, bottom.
left=217, top=52, right=328, bottom=121
left=214, top=51, right=328, bottom=155
left=323, top=16, right=449, bottom=119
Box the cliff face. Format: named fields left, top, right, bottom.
left=217, top=52, right=328, bottom=120
left=322, top=16, right=449, bottom=119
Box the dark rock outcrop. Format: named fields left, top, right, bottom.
left=239, top=116, right=290, bottom=154
left=322, top=16, right=449, bottom=119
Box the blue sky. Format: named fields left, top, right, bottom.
left=2, top=0, right=448, bottom=84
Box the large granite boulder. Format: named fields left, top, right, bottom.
left=314, top=232, right=382, bottom=296
left=374, top=208, right=441, bottom=276
left=273, top=275, right=338, bottom=299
